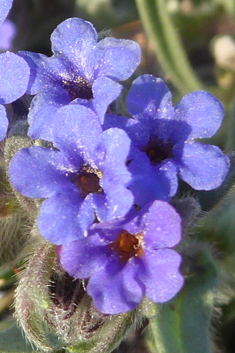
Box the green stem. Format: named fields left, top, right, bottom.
left=135, top=0, right=204, bottom=94
left=145, top=249, right=217, bottom=353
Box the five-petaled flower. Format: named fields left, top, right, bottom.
left=104, top=74, right=230, bottom=206
left=58, top=201, right=184, bottom=314
left=9, top=104, right=134, bottom=245
left=18, top=17, right=141, bottom=140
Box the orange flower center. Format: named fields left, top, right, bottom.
left=110, top=230, right=144, bottom=263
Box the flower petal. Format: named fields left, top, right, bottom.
left=27, top=88, right=70, bottom=140
left=126, top=74, right=173, bottom=124
left=60, top=237, right=111, bottom=279
left=92, top=76, right=122, bottom=123
left=18, top=51, right=84, bottom=95
left=174, top=91, right=224, bottom=139
left=93, top=37, right=141, bottom=81
left=0, top=0, right=12, bottom=27
left=87, top=259, right=143, bottom=314
left=97, top=127, right=131, bottom=175
left=38, top=192, right=95, bottom=244
left=93, top=128, right=134, bottom=220
left=0, top=19, right=16, bottom=51
left=9, top=147, right=79, bottom=198
left=0, top=52, right=29, bottom=104
left=140, top=200, right=182, bottom=249
left=174, top=142, right=230, bottom=190
left=51, top=18, right=97, bottom=80
left=137, top=249, right=184, bottom=303
left=52, top=104, right=102, bottom=163
left=0, top=104, right=8, bottom=140
left=104, top=113, right=150, bottom=152
left=93, top=186, right=133, bottom=221
left=128, top=153, right=178, bottom=205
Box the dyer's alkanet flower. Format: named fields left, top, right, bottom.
left=59, top=201, right=184, bottom=314
left=9, top=104, right=134, bottom=244
left=18, top=17, right=141, bottom=140
left=0, top=0, right=29, bottom=141
left=0, top=52, right=30, bottom=140
left=104, top=74, right=230, bottom=206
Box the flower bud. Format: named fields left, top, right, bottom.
left=14, top=241, right=140, bottom=352
left=0, top=162, right=33, bottom=267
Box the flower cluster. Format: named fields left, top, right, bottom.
left=5, top=13, right=230, bottom=314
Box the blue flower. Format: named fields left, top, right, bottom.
left=18, top=17, right=141, bottom=140
left=0, top=19, right=16, bottom=51
left=0, top=0, right=29, bottom=141
left=0, top=53, right=30, bottom=141
left=58, top=200, right=184, bottom=314
left=0, top=0, right=13, bottom=27
left=9, top=104, right=134, bottom=244
left=104, top=75, right=230, bottom=207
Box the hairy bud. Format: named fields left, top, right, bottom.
left=14, top=240, right=140, bottom=352
left=171, top=196, right=201, bottom=234
left=0, top=159, right=34, bottom=267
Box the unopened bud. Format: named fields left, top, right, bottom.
left=14, top=240, right=140, bottom=352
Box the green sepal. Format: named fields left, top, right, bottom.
left=146, top=248, right=218, bottom=353
left=4, top=136, right=34, bottom=167
left=14, top=241, right=56, bottom=352
left=0, top=144, right=35, bottom=268
left=0, top=211, right=33, bottom=268
left=66, top=311, right=135, bottom=353
left=171, top=197, right=201, bottom=233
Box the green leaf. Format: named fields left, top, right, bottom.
left=0, top=323, right=34, bottom=353
left=146, top=249, right=217, bottom=353
left=0, top=320, right=65, bottom=353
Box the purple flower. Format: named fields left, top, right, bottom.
left=0, top=19, right=16, bottom=51
left=9, top=104, right=134, bottom=244
left=59, top=200, right=184, bottom=314
left=0, top=1, right=29, bottom=141
left=0, top=0, right=13, bottom=27
left=0, top=52, right=30, bottom=140
left=104, top=75, right=230, bottom=206
left=18, top=17, right=141, bottom=140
